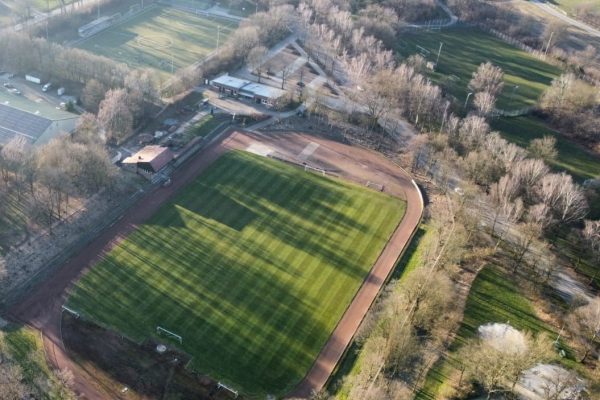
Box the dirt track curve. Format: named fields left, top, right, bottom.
left=7, top=129, right=423, bottom=399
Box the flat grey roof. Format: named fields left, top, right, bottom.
left=0, top=103, right=52, bottom=143
left=211, top=74, right=251, bottom=90
left=241, top=83, right=286, bottom=100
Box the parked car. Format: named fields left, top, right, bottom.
left=9, top=88, right=21, bottom=95
left=42, top=82, right=52, bottom=92
left=57, top=87, right=65, bottom=96
left=3, top=83, right=14, bottom=89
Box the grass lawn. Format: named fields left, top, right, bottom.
left=396, top=26, right=562, bottom=109
left=183, top=114, right=228, bottom=141
left=415, top=266, right=557, bottom=399
left=76, top=6, right=237, bottom=76
left=492, top=116, right=600, bottom=183
left=548, top=0, right=600, bottom=14
left=67, top=150, right=406, bottom=397
left=0, top=324, right=53, bottom=396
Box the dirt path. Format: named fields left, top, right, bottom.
left=7, top=129, right=423, bottom=399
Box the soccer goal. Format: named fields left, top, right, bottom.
left=217, top=382, right=239, bottom=398
left=366, top=181, right=385, bottom=192
left=156, top=326, right=183, bottom=344
left=304, top=164, right=326, bottom=176
left=61, top=305, right=80, bottom=319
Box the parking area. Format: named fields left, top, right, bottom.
left=0, top=72, right=76, bottom=111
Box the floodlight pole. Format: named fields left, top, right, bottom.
left=440, top=101, right=450, bottom=132
left=217, top=25, right=221, bottom=50
left=544, top=31, right=554, bottom=55
left=436, top=41, right=443, bottom=65
left=46, top=0, right=49, bottom=39
left=510, top=85, right=519, bottom=109
left=464, top=92, right=472, bottom=109
left=97, top=0, right=100, bottom=19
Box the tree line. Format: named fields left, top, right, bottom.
left=0, top=119, right=118, bottom=238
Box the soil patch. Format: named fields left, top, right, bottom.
left=62, top=314, right=235, bottom=400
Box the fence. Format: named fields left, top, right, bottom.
left=490, top=106, right=534, bottom=118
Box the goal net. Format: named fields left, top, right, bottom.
left=366, top=181, right=384, bottom=192
left=156, top=326, right=183, bottom=344
left=304, top=164, right=326, bottom=176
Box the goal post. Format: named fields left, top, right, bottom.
left=217, top=382, right=239, bottom=398
left=61, top=305, right=80, bottom=318
left=366, top=181, right=384, bottom=192
left=156, top=326, right=182, bottom=344
left=304, top=164, right=326, bottom=176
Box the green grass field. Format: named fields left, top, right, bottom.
left=67, top=151, right=406, bottom=397
left=397, top=26, right=562, bottom=109
left=76, top=6, right=237, bottom=76
left=0, top=324, right=54, bottom=397
left=415, top=266, right=555, bottom=399
left=548, top=0, right=600, bottom=14
left=492, top=116, right=600, bottom=183
left=183, top=114, right=228, bottom=141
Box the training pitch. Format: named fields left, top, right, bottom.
left=76, top=6, right=237, bottom=75
left=397, top=26, right=562, bottom=109
left=67, top=150, right=406, bottom=396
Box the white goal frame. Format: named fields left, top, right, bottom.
left=61, top=305, right=80, bottom=318
left=156, top=326, right=182, bottom=344
left=217, top=382, right=239, bottom=398
left=304, top=164, right=326, bottom=176
left=366, top=181, right=384, bottom=192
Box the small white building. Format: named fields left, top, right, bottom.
left=210, top=74, right=286, bottom=106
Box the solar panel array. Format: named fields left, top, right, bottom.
left=0, top=103, right=52, bottom=145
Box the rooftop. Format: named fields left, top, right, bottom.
left=241, top=83, right=286, bottom=100
left=211, top=74, right=251, bottom=90
left=122, top=145, right=174, bottom=172
left=0, top=91, right=79, bottom=145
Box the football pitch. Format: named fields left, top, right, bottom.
left=397, top=26, right=562, bottom=109
left=67, top=151, right=406, bottom=396
left=76, top=6, right=237, bottom=75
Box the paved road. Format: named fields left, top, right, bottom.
left=531, top=0, right=600, bottom=38
left=407, top=0, right=458, bottom=28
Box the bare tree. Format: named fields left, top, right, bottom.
left=582, top=220, right=600, bottom=264
left=0, top=363, right=26, bottom=400
left=459, top=330, right=552, bottom=399
left=468, top=62, right=504, bottom=97
left=528, top=136, right=558, bottom=162
left=572, top=297, right=600, bottom=363
left=97, top=89, right=133, bottom=144
left=541, top=367, right=582, bottom=400
left=81, top=79, right=106, bottom=113
left=247, top=45, right=269, bottom=83
left=474, top=91, right=496, bottom=117
left=536, top=172, right=588, bottom=224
